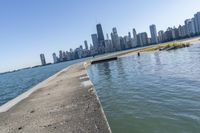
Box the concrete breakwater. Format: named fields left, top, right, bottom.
left=0, top=63, right=111, bottom=133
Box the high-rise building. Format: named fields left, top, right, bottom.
left=91, top=34, right=99, bottom=54
left=75, top=48, right=83, bottom=59
left=127, top=32, right=133, bottom=48
left=194, top=12, right=200, bottom=34
left=104, top=39, right=112, bottom=53
left=104, top=33, right=113, bottom=53
left=158, top=30, right=164, bottom=43
left=106, top=33, right=109, bottom=40
left=89, top=44, right=96, bottom=56
left=132, top=28, right=138, bottom=47
left=132, top=28, right=137, bottom=40
left=118, top=37, right=124, bottom=50
left=80, top=45, right=83, bottom=50
left=191, top=18, right=196, bottom=35
left=65, top=51, right=70, bottom=61
left=69, top=49, right=75, bottom=60
left=52, top=53, right=58, bottom=63
left=137, top=32, right=148, bottom=46
left=84, top=40, right=88, bottom=50
left=96, top=24, right=105, bottom=54
left=96, top=24, right=105, bottom=42
left=128, top=32, right=131, bottom=39
left=91, top=34, right=98, bottom=47
left=40, top=54, right=46, bottom=66
left=150, top=24, right=158, bottom=44
left=172, top=27, right=179, bottom=39
left=123, top=35, right=132, bottom=49
left=164, top=27, right=177, bottom=41
left=185, top=19, right=196, bottom=36
left=59, top=50, right=63, bottom=62
left=111, top=27, right=121, bottom=51
left=178, top=25, right=187, bottom=38
left=63, top=51, right=67, bottom=61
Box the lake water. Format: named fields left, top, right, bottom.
left=0, top=58, right=87, bottom=106
left=88, top=44, right=200, bottom=133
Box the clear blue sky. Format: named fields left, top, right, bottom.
left=0, top=0, right=200, bottom=72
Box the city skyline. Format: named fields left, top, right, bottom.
left=1, top=0, right=200, bottom=72
left=40, top=10, right=200, bottom=66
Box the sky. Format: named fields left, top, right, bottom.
left=0, top=0, right=200, bottom=72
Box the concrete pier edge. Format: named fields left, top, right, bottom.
left=0, top=66, right=71, bottom=113
left=0, top=61, right=112, bottom=133
left=84, top=62, right=112, bottom=133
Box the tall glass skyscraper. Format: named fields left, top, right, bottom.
left=150, top=24, right=158, bottom=44
left=194, top=12, right=200, bottom=34
left=96, top=24, right=105, bottom=42
left=40, top=54, right=46, bottom=66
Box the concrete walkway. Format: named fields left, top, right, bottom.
left=0, top=63, right=111, bottom=133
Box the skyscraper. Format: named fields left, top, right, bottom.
left=96, top=24, right=105, bottom=54
left=40, top=54, right=46, bottom=66
left=59, top=50, right=63, bottom=62
left=106, top=33, right=110, bottom=40
left=91, top=34, right=99, bottom=54
left=185, top=19, right=196, bottom=36
left=80, top=45, right=83, bottom=50
left=91, top=34, right=98, bottom=48
left=128, top=32, right=133, bottom=48
left=111, top=27, right=121, bottom=51
left=123, top=35, right=131, bottom=49
left=128, top=32, right=131, bottom=39
left=149, top=24, right=158, bottom=44
left=96, top=24, right=105, bottom=42
left=132, top=28, right=137, bottom=40
left=132, top=28, right=138, bottom=47
left=178, top=25, right=187, bottom=38
left=52, top=53, right=58, bottom=64
left=158, top=30, right=164, bottom=43
left=194, top=12, right=200, bottom=34
left=137, top=32, right=148, bottom=46
left=164, top=27, right=174, bottom=41
left=104, top=33, right=113, bottom=53
left=84, top=40, right=88, bottom=50
left=104, top=39, right=112, bottom=53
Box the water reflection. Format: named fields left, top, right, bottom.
left=154, top=52, right=161, bottom=65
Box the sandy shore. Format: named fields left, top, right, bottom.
left=0, top=63, right=111, bottom=133
left=119, top=36, right=200, bottom=58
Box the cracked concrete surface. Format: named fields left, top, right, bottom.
left=0, top=63, right=111, bottom=133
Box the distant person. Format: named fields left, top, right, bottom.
left=137, top=52, right=140, bottom=56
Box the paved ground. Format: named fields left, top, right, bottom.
left=0, top=63, right=111, bottom=133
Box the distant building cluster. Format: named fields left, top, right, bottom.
left=40, top=11, right=200, bottom=66
left=158, top=12, right=200, bottom=43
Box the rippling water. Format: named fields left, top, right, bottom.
left=88, top=44, right=200, bottom=133
left=0, top=58, right=87, bottom=106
